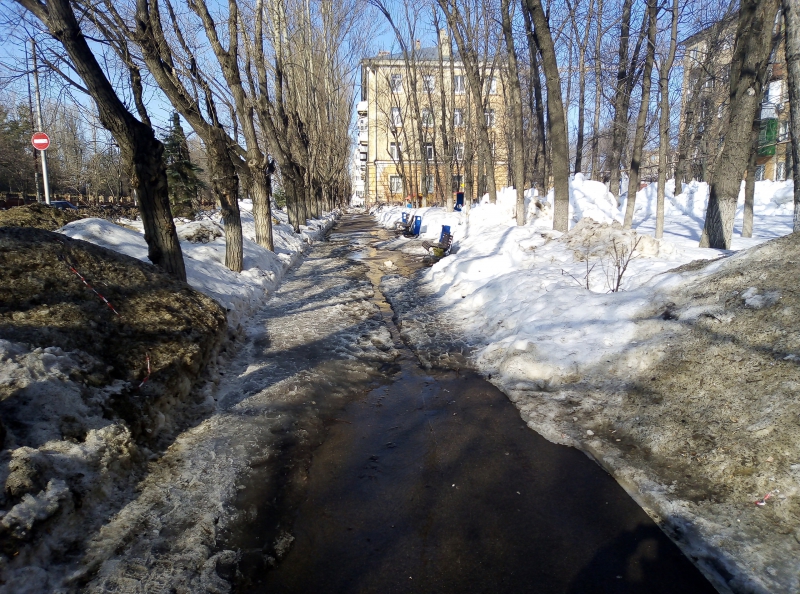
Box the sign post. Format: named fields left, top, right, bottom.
left=31, top=39, right=51, bottom=205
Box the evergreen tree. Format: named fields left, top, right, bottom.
left=0, top=104, right=36, bottom=194
left=162, top=112, right=205, bottom=217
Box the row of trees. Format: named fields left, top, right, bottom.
left=9, top=0, right=369, bottom=279
left=369, top=0, right=799, bottom=248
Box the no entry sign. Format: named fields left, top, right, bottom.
left=31, top=132, right=50, bottom=151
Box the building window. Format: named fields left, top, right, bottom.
left=779, top=120, right=789, bottom=142
left=390, top=73, right=403, bottom=93
left=451, top=174, right=463, bottom=192
left=389, top=175, right=403, bottom=193
left=391, top=107, right=402, bottom=127
left=422, top=175, right=435, bottom=194
left=425, top=143, right=434, bottom=160
left=453, top=108, right=464, bottom=127
left=453, top=142, right=464, bottom=160
left=389, top=142, right=402, bottom=160
left=486, top=76, right=497, bottom=95
left=423, top=75, right=435, bottom=93
left=421, top=108, right=434, bottom=127
left=704, top=77, right=714, bottom=89
left=454, top=75, right=465, bottom=94
left=755, top=164, right=766, bottom=181
left=485, top=109, right=495, bottom=128
left=776, top=161, right=787, bottom=181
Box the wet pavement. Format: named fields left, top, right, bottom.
left=234, top=215, right=716, bottom=593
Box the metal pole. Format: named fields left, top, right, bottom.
left=24, top=43, right=41, bottom=203
left=31, top=39, right=51, bottom=205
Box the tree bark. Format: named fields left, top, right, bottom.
left=742, top=132, right=758, bottom=238
left=608, top=0, right=633, bottom=198
left=500, top=0, right=526, bottom=225
left=590, top=0, right=603, bottom=179
left=522, top=0, right=570, bottom=231
left=700, top=0, right=780, bottom=249
left=522, top=5, right=547, bottom=191
left=655, top=0, right=679, bottom=239
left=784, top=0, right=800, bottom=231
left=622, top=0, right=656, bottom=230
left=20, top=0, right=186, bottom=281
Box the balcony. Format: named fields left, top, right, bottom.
left=357, top=100, right=368, bottom=115
left=760, top=103, right=777, bottom=119
left=358, top=129, right=368, bottom=144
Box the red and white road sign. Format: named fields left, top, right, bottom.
left=31, top=132, right=50, bottom=150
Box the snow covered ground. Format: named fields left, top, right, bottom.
left=60, top=202, right=337, bottom=329
left=374, top=178, right=800, bottom=593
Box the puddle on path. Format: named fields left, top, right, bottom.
left=234, top=215, right=714, bottom=593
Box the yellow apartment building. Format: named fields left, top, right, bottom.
left=355, top=36, right=509, bottom=207
left=680, top=16, right=791, bottom=183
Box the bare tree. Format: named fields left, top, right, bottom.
left=655, top=0, right=679, bottom=239
left=521, top=0, right=570, bottom=231
left=499, top=0, right=525, bottom=224
left=623, top=0, right=657, bottom=229
left=784, top=0, right=800, bottom=231
left=14, top=0, right=186, bottom=280
left=700, top=0, right=780, bottom=249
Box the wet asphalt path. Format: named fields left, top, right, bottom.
left=237, top=215, right=715, bottom=593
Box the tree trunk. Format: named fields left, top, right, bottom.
left=784, top=0, right=800, bottom=231
left=742, top=133, right=758, bottom=238
left=700, top=0, right=780, bottom=249
left=655, top=0, right=679, bottom=239
left=522, top=6, right=547, bottom=191
left=22, top=0, right=186, bottom=281
left=251, top=164, right=275, bottom=251
left=590, top=0, right=603, bottom=179
left=500, top=0, right=526, bottom=225
left=623, top=0, right=657, bottom=230
left=608, top=0, right=633, bottom=198
left=522, top=0, right=570, bottom=232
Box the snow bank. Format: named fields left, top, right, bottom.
left=60, top=204, right=337, bottom=328
left=377, top=177, right=799, bottom=593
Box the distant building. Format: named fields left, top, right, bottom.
left=680, top=15, right=791, bottom=183
left=357, top=33, right=509, bottom=207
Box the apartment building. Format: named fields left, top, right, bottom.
left=680, top=15, right=791, bottom=183
left=355, top=34, right=508, bottom=207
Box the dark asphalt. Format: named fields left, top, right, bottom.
left=236, top=215, right=716, bottom=593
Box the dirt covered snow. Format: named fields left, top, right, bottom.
left=0, top=225, right=226, bottom=591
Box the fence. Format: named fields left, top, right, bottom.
left=0, top=193, right=138, bottom=209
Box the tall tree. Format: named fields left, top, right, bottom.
left=437, top=0, right=499, bottom=203
left=15, top=0, right=186, bottom=281
left=623, top=0, right=657, bottom=229
left=700, top=0, right=781, bottom=249
left=499, top=0, right=525, bottom=224
left=654, top=0, right=679, bottom=239
left=590, top=0, right=604, bottom=180
left=784, top=0, right=800, bottom=231
left=163, top=112, right=205, bottom=217
left=521, top=0, right=570, bottom=231
left=566, top=0, right=595, bottom=175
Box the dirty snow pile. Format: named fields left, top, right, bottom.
left=376, top=177, right=800, bottom=593
left=60, top=202, right=337, bottom=328
left=0, top=342, right=142, bottom=593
